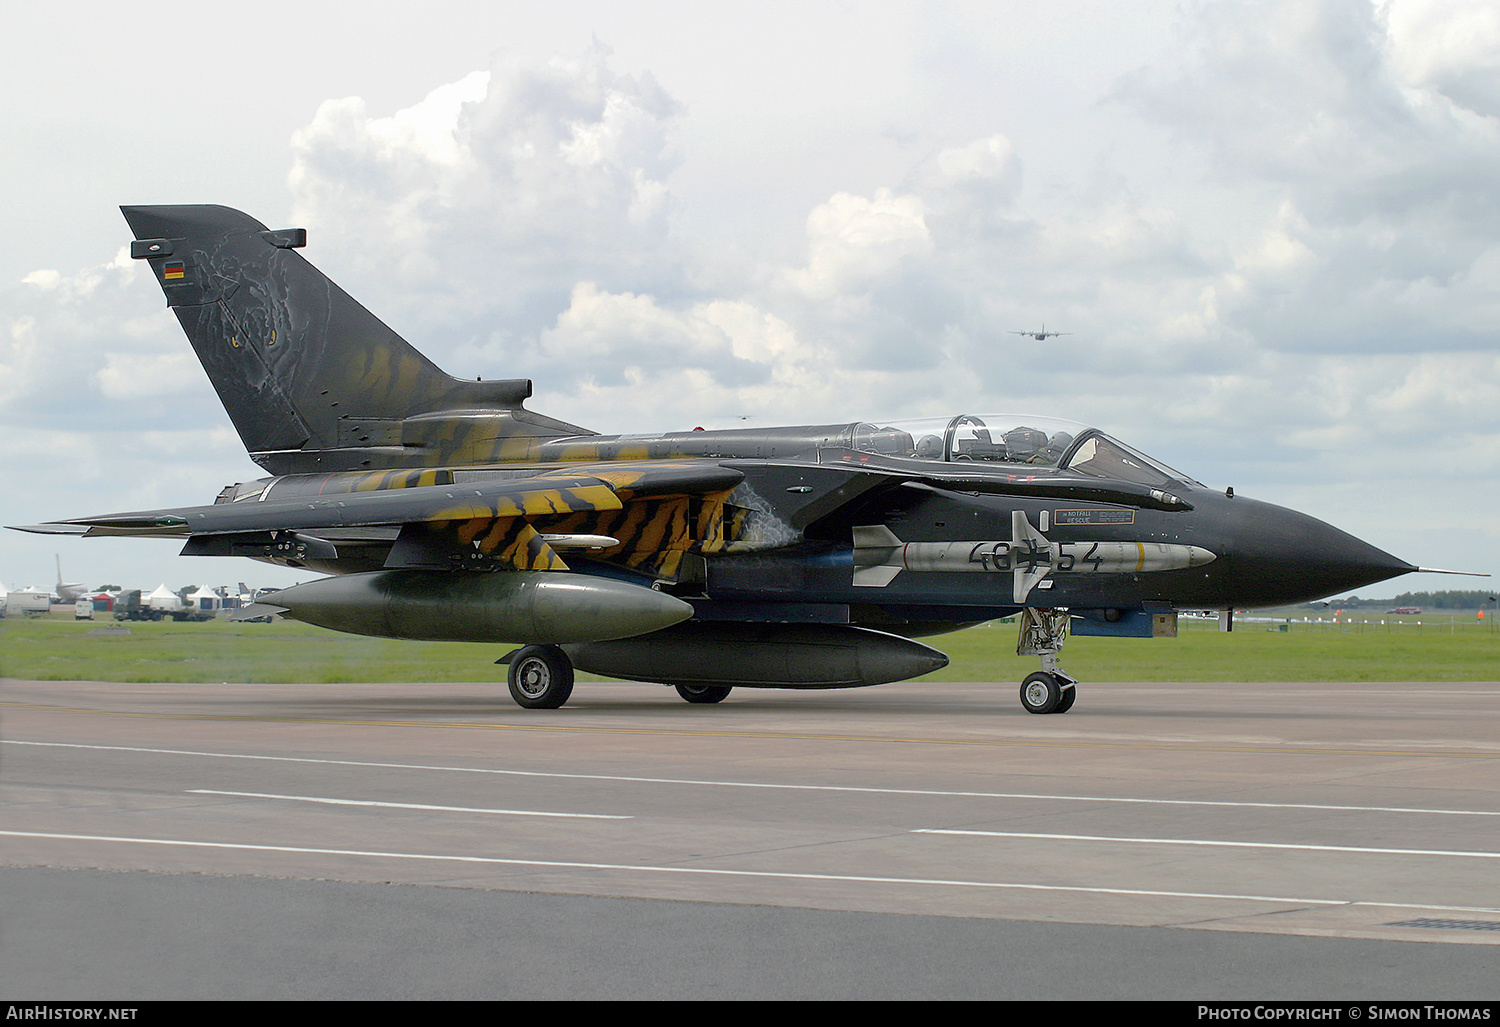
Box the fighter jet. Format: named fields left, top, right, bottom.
left=1010, top=325, right=1070, bottom=341
left=9, top=206, right=1477, bottom=714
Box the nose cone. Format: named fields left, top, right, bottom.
left=1210, top=496, right=1415, bottom=607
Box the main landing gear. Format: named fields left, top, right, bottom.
left=674, top=683, right=733, bottom=704
left=1016, top=608, right=1077, bottom=714
left=498, top=646, right=736, bottom=709
left=505, top=644, right=574, bottom=709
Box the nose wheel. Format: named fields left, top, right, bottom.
left=1016, top=608, right=1077, bottom=714
left=1020, top=671, right=1077, bottom=714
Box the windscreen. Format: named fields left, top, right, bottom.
left=1062, top=434, right=1195, bottom=486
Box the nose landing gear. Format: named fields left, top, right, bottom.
left=1017, top=608, right=1076, bottom=714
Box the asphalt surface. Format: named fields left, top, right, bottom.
left=3, top=676, right=1499, bottom=999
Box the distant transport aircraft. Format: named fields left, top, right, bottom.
left=54, top=555, right=86, bottom=604
left=1010, top=325, right=1070, bottom=341
left=9, top=206, right=1487, bottom=713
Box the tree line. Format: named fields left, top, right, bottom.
left=1325, top=590, right=1497, bottom=610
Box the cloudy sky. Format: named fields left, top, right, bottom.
left=2, top=0, right=1496, bottom=598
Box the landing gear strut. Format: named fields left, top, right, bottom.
left=1016, top=608, right=1077, bottom=714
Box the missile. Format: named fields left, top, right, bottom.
left=853, top=512, right=1217, bottom=602
left=563, top=622, right=950, bottom=689
left=260, top=569, right=693, bottom=643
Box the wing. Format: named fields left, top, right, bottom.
left=13, top=461, right=746, bottom=575
left=14, top=473, right=624, bottom=537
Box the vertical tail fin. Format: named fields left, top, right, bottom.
left=121, top=205, right=589, bottom=474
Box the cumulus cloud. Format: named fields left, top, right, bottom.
left=283, top=45, right=985, bottom=424
left=790, top=189, right=933, bottom=299
left=539, top=283, right=768, bottom=386
left=1113, top=0, right=1500, bottom=356
left=1386, top=0, right=1500, bottom=118
left=276, top=45, right=1248, bottom=431
left=907, top=134, right=1023, bottom=238
left=94, top=350, right=202, bottom=401
left=0, top=250, right=199, bottom=426
left=287, top=43, right=684, bottom=348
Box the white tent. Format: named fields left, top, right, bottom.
left=145, top=583, right=183, bottom=612
left=183, top=586, right=224, bottom=613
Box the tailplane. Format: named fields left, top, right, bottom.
left=122, top=205, right=590, bottom=474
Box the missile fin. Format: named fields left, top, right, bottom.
left=852, top=524, right=904, bottom=549
left=853, top=565, right=903, bottom=588
left=1011, top=511, right=1053, bottom=603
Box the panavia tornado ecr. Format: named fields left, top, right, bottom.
left=11, top=205, right=1478, bottom=714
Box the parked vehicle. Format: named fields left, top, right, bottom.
left=112, top=590, right=161, bottom=621
left=9, top=590, right=54, bottom=618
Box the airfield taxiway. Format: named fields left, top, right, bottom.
left=3, top=676, right=1499, bottom=999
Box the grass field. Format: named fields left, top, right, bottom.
left=3, top=611, right=1496, bottom=684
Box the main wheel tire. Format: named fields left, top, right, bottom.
left=675, top=683, right=732, bottom=704
left=1020, top=672, right=1062, bottom=714
left=507, top=645, right=575, bottom=709
left=1053, top=683, right=1077, bottom=713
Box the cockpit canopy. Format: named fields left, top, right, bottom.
left=851, top=414, right=1197, bottom=487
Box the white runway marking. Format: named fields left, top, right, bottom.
left=915, top=829, right=1500, bottom=859
left=9, top=740, right=1499, bottom=819
left=188, top=789, right=631, bottom=819
left=8, top=827, right=1500, bottom=915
